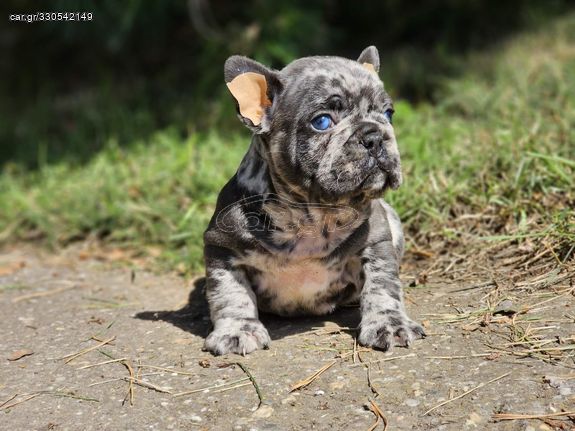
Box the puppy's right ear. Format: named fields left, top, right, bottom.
left=224, top=56, right=282, bottom=133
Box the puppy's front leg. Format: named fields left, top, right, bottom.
left=204, top=261, right=270, bottom=356
left=358, top=240, right=425, bottom=351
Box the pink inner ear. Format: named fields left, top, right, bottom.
left=226, top=72, right=271, bottom=126
left=362, top=63, right=377, bottom=75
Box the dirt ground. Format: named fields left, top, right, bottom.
left=1, top=245, right=574, bottom=431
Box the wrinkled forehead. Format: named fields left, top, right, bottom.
left=279, top=56, right=386, bottom=106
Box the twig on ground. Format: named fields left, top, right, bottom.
left=236, top=362, right=264, bottom=408
left=78, top=357, right=128, bottom=369
left=290, top=360, right=337, bottom=392
left=541, top=417, right=574, bottom=430
left=0, top=394, right=18, bottom=408
left=125, top=376, right=171, bottom=394
left=425, top=353, right=493, bottom=360
left=366, top=410, right=381, bottom=431
left=173, top=378, right=250, bottom=397
left=423, top=372, right=511, bottom=416
left=48, top=391, right=99, bottom=402
left=137, top=364, right=195, bottom=376
left=450, top=281, right=496, bottom=293
left=87, top=372, right=162, bottom=388
left=349, top=353, right=416, bottom=367
left=338, top=348, right=371, bottom=359
left=90, top=375, right=171, bottom=394
left=490, top=344, right=575, bottom=355
left=122, top=360, right=136, bottom=406
left=521, top=286, right=575, bottom=313
left=366, top=398, right=388, bottom=431
left=0, top=393, right=40, bottom=410
left=493, top=410, right=575, bottom=420
left=0, top=390, right=98, bottom=412
left=58, top=336, right=116, bottom=363
left=366, top=364, right=382, bottom=397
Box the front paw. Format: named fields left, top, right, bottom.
left=358, top=312, right=425, bottom=351
left=204, top=318, right=271, bottom=356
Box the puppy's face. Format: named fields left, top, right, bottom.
left=225, top=46, right=401, bottom=202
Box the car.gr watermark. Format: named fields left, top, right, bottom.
left=9, top=11, right=93, bottom=23
left=215, top=194, right=361, bottom=238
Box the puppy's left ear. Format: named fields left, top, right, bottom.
left=357, top=46, right=380, bottom=74
left=224, top=56, right=283, bottom=133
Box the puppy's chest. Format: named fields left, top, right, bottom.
left=233, top=204, right=366, bottom=315
left=238, top=251, right=360, bottom=316
left=235, top=232, right=363, bottom=316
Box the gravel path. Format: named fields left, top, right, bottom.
left=1, top=247, right=574, bottom=431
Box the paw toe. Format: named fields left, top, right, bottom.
left=394, top=327, right=413, bottom=347
left=358, top=324, right=393, bottom=351
left=410, top=323, right=426, bottom=339
left=359, top=315, right=425, bottom=351
left=204, top=320, right=271, bottom=356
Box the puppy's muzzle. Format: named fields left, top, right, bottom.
left=360, top=126, right=394, bottom=171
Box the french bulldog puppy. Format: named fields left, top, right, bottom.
left=203, top=46, right=425, bottom=355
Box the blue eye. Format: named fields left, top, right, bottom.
left=311, top=114, right=333, bottom=131
left=384, top=109, right=394, bottom=124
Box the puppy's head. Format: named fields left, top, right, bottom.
left=225, top=46, right=401, bottom=201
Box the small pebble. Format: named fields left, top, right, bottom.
left=281, top=394, right=297, bottom=405
left=404, top=398, right=420, bottom=407
left=329, top=381, right=345, bottom=390
left=252, top=405, right=274, bottom=419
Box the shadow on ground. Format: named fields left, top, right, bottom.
left=134, top=277, right=360, bottom=344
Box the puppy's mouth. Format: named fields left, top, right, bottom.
left=357, top=170, right=374, bottom=189
left=358, top=155, right=400, bottom=192
left=366, top=153, right=387, bottom=172
left=354, top=159, right=384, bottom=189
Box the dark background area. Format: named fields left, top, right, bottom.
left=1, top=0, right=573, bottom=167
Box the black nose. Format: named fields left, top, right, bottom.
left=360, top=130, right=384, bottom=153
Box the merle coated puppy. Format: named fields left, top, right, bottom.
left=203, top=46, right=425, bottom=355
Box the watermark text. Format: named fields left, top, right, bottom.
left=9, top=12, right=93, bottom=23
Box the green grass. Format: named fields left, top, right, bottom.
left=1, top=15, right=574, bottom=272
left=0, top=132, right=247, bottom=270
